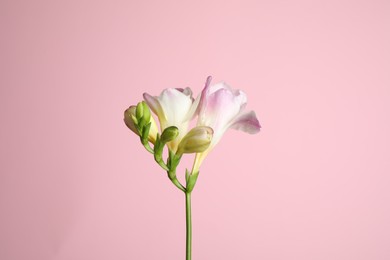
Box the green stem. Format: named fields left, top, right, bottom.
left=186, top=192, right=192, bottom=260
left=170, top=176, right=186, bottom=192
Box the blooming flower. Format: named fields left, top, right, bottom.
left=123, top=76, right=262, bottom=260
left=143, top=87, right=198, bottom=152
left=192, top=77, right=261, bottom=172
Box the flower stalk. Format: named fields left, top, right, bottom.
left=123, top=76, right=261, bottom=260
left=185, top=191, right=192, bottom=260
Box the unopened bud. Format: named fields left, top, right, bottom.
left=124, top=106, right=138, bottom=135
left=141, top=101, right=151, bottom=123
left=136, top=101, right=151, bottom=129
left=177, top=126, right=213, bottom=155
left=124, top=104, right=158, bottom=144
left=160, top=126, right=179, bottom=144
left=136, top=101, right=144, bottom=119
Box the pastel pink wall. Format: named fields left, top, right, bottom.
left=1, top=0, right=389, bottom=259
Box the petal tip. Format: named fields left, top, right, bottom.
left=206, top=76, right=212, bottom=84
left=230, top=110, right=261, bottom=134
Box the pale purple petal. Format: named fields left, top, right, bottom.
left=191, top=77, right=261, bottom=172
left=200, top=88, right=241, bottom=130
left=229, top=111, right=261, bottom=134
left=234, top=89, right=248, bottom=112
left=196, top=76, right=212, bottom=116
left=208, top=81, right=233, bottom=94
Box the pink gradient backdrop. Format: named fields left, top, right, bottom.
left=1, top=0, right=390, bottom=259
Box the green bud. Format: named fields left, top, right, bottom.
left=141, top=101, right=151, bottom=123
left=177, top=126, right=213, bottom=155
left=124, top=102, right=158, bottom=155
left=160, top=126, right=179, bottom=144
left=135, top=101, right=152, bottom=130
left=138, top=117, right=147, bottom=130
left=136, top=101, right=144, bottom=119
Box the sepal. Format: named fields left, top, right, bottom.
left=186, top=170, right=199, bottom=193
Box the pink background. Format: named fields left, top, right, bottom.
left=1, top=0, right=390, bottom=259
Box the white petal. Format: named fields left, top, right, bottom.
left=234, top=90, right=248, bottom=112
left=145, top=88, right=197, bottom=152
left=177, top=87, right=193, bottom=98
left=186, top=93, right=201, bottom=121
left=143, top=92, right=166, bottom=122
left=158, top=88, right=193, bottom=125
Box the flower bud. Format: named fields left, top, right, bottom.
left=160, top=126, right=179, bottom=144
left=124, top=106, right=138, bottom=135
left=136, top=101, right=151, bottom=129
left=177, top=126, right=213, bottom=155
left=141, top=101, right=151, bottom=123
left=124, top=105, right=159, bottom=144
left=136, top=101, right=143, bottom=119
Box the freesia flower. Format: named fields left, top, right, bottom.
left=192, top=76, right=261, bottom=172
left=123, top=77, right=262, bottom=260
left=143, top=87, right=198, bottom=152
